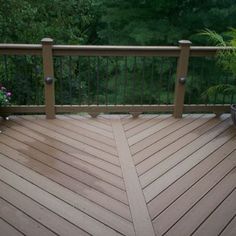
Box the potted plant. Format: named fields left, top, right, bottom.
left=201, top=28, right=236, bottom=125
left=0, top=84, right=12, bottom=120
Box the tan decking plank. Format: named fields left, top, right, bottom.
left=0, top=164, right=131, bottom=236
left=112, top=118, right=156, bottom=236
left=0, top=218, right=24, bottom=236
left=69, top=114, right=112, bottom=125
left=135, top=114, right=227, bottom=168
left=143, top=127, right=235, bottom=202
left=5, top=119, right=123, bottom=179
left=21, top=115, right=118, bottom=158
left=163, top=169, right=236, bottom=236
left=147, top=137, right=236, bottom=219
left=12, top=116, right=120, bottom=166
left=0, top=197, right=58, bottom=236
left=128, top=116, right=177, bottom=146
left=0, top=180, right=91, bottom=236
left=192, top=190, right=236, bottom=236
left=66, top=114, right=113, bottom=131
left=53, top=115, right=116, bottom=146
left=219, top=216, right=236, bottom=236
left=2, top=121, right=124, bottom=190
left=0, top=144, right=130, bottom=218
left=136, top=115, right=230, bottom=175
left=37, top=115, right=113, bottom=138
left=125, top=115, right=170, bottom=137
left=0, top=153, right=133, bottom=233
left=133, top=114, right=210, bottom=165
left=34, top=115, right=117, bottom=155
left=130, top=114, right=205, bottom=155
left=152, top=151, right=235, bottom=234
left=57, top=115, right=115, bottom=147
left=122, top=114, right=158, bottom=127
left=0, top=133, right=128, bottom=204
left=140, top=116, right=232, bottom=188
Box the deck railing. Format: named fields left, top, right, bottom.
left=0, top=38, right=234, bottom=119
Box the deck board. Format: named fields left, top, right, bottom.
left=2, top=119, right=124, bottom=188
left=0, top=218, right=24, bottom=236
left=0, top=196, right=63, bottom=236
left=0, top=114, right=235, bottom=236
left=192, top=189, right=236, bottom=236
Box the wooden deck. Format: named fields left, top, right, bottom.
left=0, top=114, right=235, bottom=236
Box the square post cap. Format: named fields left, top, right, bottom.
left=178, top=40, right=192, bottom=46
left=41, top=38, right=54, bottom=44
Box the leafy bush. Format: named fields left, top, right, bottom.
left=200, top=28, right=236, bottom=101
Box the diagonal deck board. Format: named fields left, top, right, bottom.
left=136, top=114, right=230, bottom=174
left=219, top=216, right=236, bottom=236
left=152, top=151, right=235, bottom=234
left=147, top=137, right=236, bottom=220
left=0, top=114, right=235, bottom=236
left=163, top=169, right=236, bottom=236
left=1, top=121, right=125, bottom=190
left=5, top=118, right=123, bottom=178
left=192, top=189, right=236, bottom=236
left=0, top=218, right=24, bottom=236
left=0, top=135, right=128, bottom=204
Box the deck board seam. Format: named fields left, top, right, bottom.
left=0, top=216, right=26, bottom=236
left=134, top=116, right=229, bottom=165
left=0, top=163, right=133, bottom=234
left=218, top=214, right=236, bottom=235
left=141, top=128, right=235, bottom=191
left=0, top=147, right=130, bottom=208
left=136, top=117, right=231, bottom=174
left=149, top=139, right=236, bottom=220
left=121, top=114, right=160, bottom=129
left=40, top=117, right=116, bottom=145
left=3, top=120, right=123, bottom=178
left=0, top=179, right=92, bottom=236
left=130, top=114, right=204, bottom=152
left=190, top=188, right=236, bottom=236
left=151, top=160, right=236, bottom=223
left=52, top=115, right=116, bottom=146
left=0, top=196, right=60, bottom=236
left=36, top=115, right=114, bottom=139
left=126, top=115, right=174, bottom=140
left=64, top=114, right=113, bottom=131
left=122, top=115, right=159, bottom=127
left=124, top=115, right=161, bottom=132
left=8, top=118, right=121, bottom=167
left=161, top=168, right=236, bottom=235
left=19, top=115, right=114, bottom=142
left=0, top=127, right=125, bottom=191
left=20, top=116, right=119, bottom=158
left=144, top=128, right=236, bottom=203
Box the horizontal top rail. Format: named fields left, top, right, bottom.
left=52, top=45, right=180, bottom=56
left=0, top=42, right=235, bottom=57
left=0, top=44, right=42, bottom=55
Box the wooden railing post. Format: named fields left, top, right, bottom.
left=41, top=38, right=55, bottom=119
left=173, top=40, right=191, bottom=118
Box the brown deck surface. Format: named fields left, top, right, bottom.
left=0, top=114, right=235, bottom=236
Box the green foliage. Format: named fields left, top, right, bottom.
left=0, top=0, right=98, bottom=44
left=200, top=28, right=236, bottom=102
left=1, top=0, right=236, bottom=106
left=96, top=0, right=236, bottom=45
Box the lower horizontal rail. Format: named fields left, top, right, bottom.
left=0, top=104, right=231, bottom=116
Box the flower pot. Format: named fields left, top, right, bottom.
left=231, top=104, right=236, bottom=126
